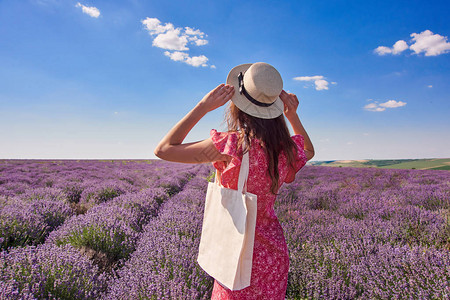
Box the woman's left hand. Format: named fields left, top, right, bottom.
left=198, top=84, right=235, bottom=113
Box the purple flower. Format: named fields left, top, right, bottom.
left=0, top=243, right=109, bottom=299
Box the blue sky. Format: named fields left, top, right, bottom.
left=1, top=0, right=449, bottom=160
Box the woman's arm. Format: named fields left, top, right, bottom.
left=279, top=90, right=315, bottom=161
left=154, top=84, right=235, bottom=163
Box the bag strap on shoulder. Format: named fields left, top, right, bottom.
left=237, top=138, right=249, bottom=193
left=214, top=136, right=250, bottom=192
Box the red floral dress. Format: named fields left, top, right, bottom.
left=209, top=129, right=307, bottom=300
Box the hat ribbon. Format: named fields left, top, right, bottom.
left=238, top=72, right=274, bottom=108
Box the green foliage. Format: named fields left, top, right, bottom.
left=205, top=170, right=216, bottom=183
left=63, top=185, right=84, bottom=203
left=96, top=188, right=122, bottom=203
left=0, top=217, right=48, bottom=251
left=55, top=225, right=133, bottom=261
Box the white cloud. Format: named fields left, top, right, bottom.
left=187, top=35, right=209, bottom=46
left=164, top=51, right=188, bottom=62
left=379, top=100, right=407, bottom=108
left=75, top=3, right=100, bottom=18
left=374, top=46, right=392, bottom=55
left=142, top=18, right=174, bottom=35
left=374, top=40, right=408, bottom=55
left=364, top=100, right=406, bottom=112
left=142, top=17, right=211, bottom=67
left=315, top=79, right=329, bottom=90
left=185, top=27, right=204, bottom=36
left=195, top=39, right=208, bottom=46
left=374, top=30, right=450, bottom=57
left=428, top=85, right=433, bottom=88
left=393, top=40, right=409, bottom=53
left=185, top=55, right=209, bottom=67
left=410, top=30, right=450, bottom=56
left=164, top=51, right=208, bottom=67
left=364, top=102, right=385, bottom=112
left=153, top=29, right=188, bottom=51
left=293, top=75, right=332, bottom=90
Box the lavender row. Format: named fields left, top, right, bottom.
left=0, top=188, right=75, bottom=250
left=0, top=160, right=200, bottom=251
left=0, top=160, right=196, bottom=199
left=103, top=173, right=214, bottom=299
left=0, top=163, right=210, bottom=299
left=0, top=243, right=109, bottom=299
left=45, top=188, right=168, bottom=268
left=43, top=165, right=203, bottom=267
left=112, top=165, right=447, bottom=299
left=0, top=187, right=167, bottom=300
left=283, top=234, right=449, bottom=299
left=275, top=166, right=450, bottom=299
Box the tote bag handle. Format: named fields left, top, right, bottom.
left=215, top=138, right=250, bottom=193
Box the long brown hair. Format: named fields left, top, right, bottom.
left=226, top=102, right=298, bottom=194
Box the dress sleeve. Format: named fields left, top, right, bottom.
left=210, top=129, right=242, bottom=186
left=285, top=134, right=307, bottom=182
left=291, top=134, right=307, bottom=172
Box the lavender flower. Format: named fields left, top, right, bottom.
left=0, top=243, right=109, bottom=299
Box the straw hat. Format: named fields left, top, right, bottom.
left=226, top=62, right=284, bottom=119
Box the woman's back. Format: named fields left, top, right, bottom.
left=210, top=129, right=306, bottom=192
left=209, top=129, right=307, bottom=299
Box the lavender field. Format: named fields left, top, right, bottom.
left=0, top=160, right=449, bottom=299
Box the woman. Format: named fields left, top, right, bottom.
left=154, top=62, right=314, bottom=299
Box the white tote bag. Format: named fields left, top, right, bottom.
left=197, top=146, right=257, bottom=291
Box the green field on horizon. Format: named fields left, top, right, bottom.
left=309, top=158, right=450, bottom=170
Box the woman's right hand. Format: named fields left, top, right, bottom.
left=154, top=83, right=234, bottom=164
left=280, top=90, right=299, bottom=120
left=198, top=84, right=235, bottom=113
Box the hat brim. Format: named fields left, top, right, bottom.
left=226, top=63, right=284, bottom=119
